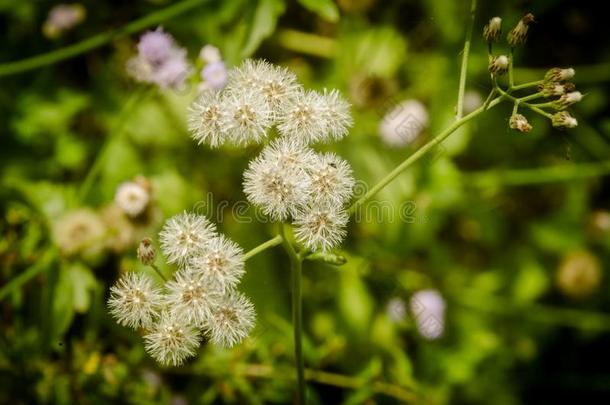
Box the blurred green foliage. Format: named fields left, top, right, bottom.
left=2, top=0, right=610, bottom=403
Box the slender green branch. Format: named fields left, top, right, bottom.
left=243, top=235, right=283, bottom=261
left=0, top=247, right=58, bottom=301
left=482, top=88, right=496, bottom=110
left=456, top=0, right=477, bottom=119
left=349, top=96, right=504, bottom=215
left=519, top=92, right=544, bottom=102
left=495, top=86, right=553, bottom=119
left=280, top=224, right=306, bottom=404
left=0, top=0, right=208, bottom=77
left=510, top=80, right=542, bottom=91
left=78, top=87, right=151, bottom=200
left=149, top=264, right=167, bottom=282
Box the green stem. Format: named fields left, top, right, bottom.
left=0, top=247, right=58, bottom=301
left=519, top=92, right=544, bottom=102
left=349, top=96, right=504, bottom=215
left=510, top=80, right=542, bottom=91
left=149, top=264, right=167, bottom=282
left=456, top=0, right=477, bottom=119
left=0, top=0, right=208, bottom=77
left=243, top=235, right=283, bottom=261
left=78, top=87, right=151, bottom=200
left=495, top=86, right=553, bottom=119
left=280, top=224, right=306, bottom=404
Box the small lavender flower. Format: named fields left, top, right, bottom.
left=293, top=202, right=349, bottom=252
left=144, top=311, right=201, bottom=366
left=201, top=61, right=228, bottom=91
left=115, top=181, right=150, bottom=217
left=137, top=28, right=175, bottom=65
left=164, top=269, right=223, bottom=326
left=108, top=272, right=163, bottom=329
left=206, top=292, right=256, bottom=348
left=309, top=152, right=355, bottom=206
left=151, top=50, right=191, bottom=89
left=188, top=90, right=228, bottom=147
left=189, top=235, right=245, bottom=293
left=43, top=4, right=86, bottom=39
left=159, top=212, right=217, bottom=265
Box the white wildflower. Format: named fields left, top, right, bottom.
left=115, top=181, right=150, bottom=217
left=189, top=235, right=245, bottom=293
left=188, top=90, right=228, bottom=147
left=320, top=89, right=353, bottom=141
left=164, top=269, right=223, bottom=326
left=277, top=89, right=328, bottom=143
left=159, top=212, right=217, bottom=265
left=309, top=153, right=355, bottom=206
left=379, top=99, right=429, bottom=147
left=206, top=291, right=256, bottom=348
left=293, top=203, right=349, bottom=252
left=53, top=209, right=107, bottom=257
left=259, top=137, right=318, bottom=172
left=410, top=289, right=445, bottom=340
left=243, top=152, right=311, bottom=221
left=107, top=272, right=163, bottom=329
left=222, top=89, right=272, bottom=146
left=144, top=311, right=201, bottom=366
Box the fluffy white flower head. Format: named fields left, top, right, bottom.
left=144, top=311, right=201, bottom=366
left=222, top=89, right=272, bottom=145
left=320, top=89, right=353, bottom=141
left=309, top=153, right=355, bottom=206
left=293, top=203, right=349, bottom=252
left=115, top=181, right=150, bottom=217
left=164, top=269, right=222, bottom=326
left=188, top=90, right=228, bottom=147
left=206, top=292, right=256, bottom=348
left=159, top=212, right=217, bottom=265
left=379, top=99, right=428, bottom=147
left=108, top=272, right=163, bottom=329
left=189, top=235, right=245, bottom=293
left=277, top=90, right=328, bottom=143
left=243, top=153, right=311, bottom=221
left=410, top=289, right=445, bottom=340
left=261, top=137, right=318, bottom=172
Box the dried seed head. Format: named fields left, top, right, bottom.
left=293, top=203, right=349, bottom=252
left=144, top=311, right=201, bottom=366
left=206, top=291, right=256, bottom=348
left=222, top=89, right=273, bottom=146
left=159, top=212, right=217, bottom=265
left=507, top=13, right=535, bottom=47
left=309, top=153, right=355, bottom=206
left=188, top=90, right=228, bottom=148
left=164, top=269, right=223, bottom=326
left=115, top=181, right=150, bottom=217
left=189, top=235, right=245, bottom=293
left=483, top=16, right=502, bottom=42
left=488, top=55, right=509, bottom=76
left=552, top=111, right=578, bottom=129
left=509, top=114, right=532, bottom=133
left=108, top=272, right=163, bottom=329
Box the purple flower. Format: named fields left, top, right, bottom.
left=152, top=51, right=191, bottom=89
left=201, top=61, right=228, bottom=91
left=137, top=28, right=174, bottom=65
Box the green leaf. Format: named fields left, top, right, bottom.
left=297, top=0, right=339, bottom=22
left=241, top=0, right=286, bottom=58
left=69, top=263, right=97, bottom=313
left=51, top=265, right=75, bottom=341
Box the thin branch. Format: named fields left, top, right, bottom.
left=456, top=0, right=478, bottom=119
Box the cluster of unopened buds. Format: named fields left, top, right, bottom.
left=483, top=13, right=581, bottom=133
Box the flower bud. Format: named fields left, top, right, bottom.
left=507, top=13, right=535, bottom=47
left=509, top=114, right=532, bottom=132
left=488, top=55, right=509, bottom=75
left=483, top=17, right=502, bottom=42
left=539, top=82, right=566, bottom=97
left=544, top=67, right=575, bottom=82
left=552, top=91, right=583, bottom=110
left=551, top=111, right=578, bottom=129
left=137, top=237, right=156, bottom=266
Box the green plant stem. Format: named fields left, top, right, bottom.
left=0, top=247, right=58, bottom=301
left=494, top=86, right=553, bottom=119
left=78, top=87, right=151, bottom=200
left=0, top=0, right=208, bottom=77
left=280, top=224, right=306, bottom=404
left=349, top=96, right=504, bottom=215
left=510, top=80, right=542, bottom=91
left=456, top=0, right=477, bottom=119
left=243, top=235, right=283, bottom=261
left=519, top=92, right=544, bottom=102
left=149, top=264, right=167, bottom=282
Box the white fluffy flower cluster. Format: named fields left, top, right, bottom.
left=188, top=59, right=356, bottom=252
left=107, top=212, right=255, bottom=366
left=188, top=59, right=352, bottom=147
